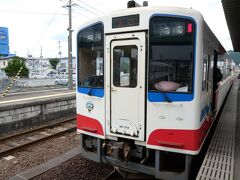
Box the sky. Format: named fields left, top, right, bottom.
left=0, top=0, right=233, bottom=58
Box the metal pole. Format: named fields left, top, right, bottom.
left=58, top=40, right=61, bottom=75
left=68, top=0, right=73, bottom=90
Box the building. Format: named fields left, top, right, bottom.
left=57, top=57, right=76, bottom=74
left=0, top=55, right=16, bottom=69
left=0, top=27, right=16, bottom=69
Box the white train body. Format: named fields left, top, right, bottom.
left=76, top=4, right=234, bottom=179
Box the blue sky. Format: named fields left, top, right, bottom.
left=0, top=0, right=232, bottom=58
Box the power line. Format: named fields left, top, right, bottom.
left=93, top=0, right=112, bottom=11
left=72, top=9, right=88, bottom=17
left=31, top=7, right=62, bottom=55
left=77, top=0, right=104, bottom=14
left=73, top=4, right=101, bottom=16
left=0, top=9, right=67, bottom=16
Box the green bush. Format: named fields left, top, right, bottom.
left=4, top=56, right=29, bottom=77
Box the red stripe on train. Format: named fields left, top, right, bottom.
left=147, top=116, right=212, bottom=151
left=77, top=114, right=104, bottom=136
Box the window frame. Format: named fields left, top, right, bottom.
left=77, top=22, right=104, bottom=98
left=148, top=15, right=196, bottom=95
left=202, top=54, right=208, bottom=91
left=77, top=22, right=104, bottom=89
left=146, top=13, right=199, bottom=102
left=112, top=45, right=138, bottom=88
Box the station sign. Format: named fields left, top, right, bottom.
left=0, top=27, right=9, bottom=45
left=0, top=45, right=9, bottom=55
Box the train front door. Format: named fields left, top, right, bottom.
left=106, top=33, right=145, bottom=141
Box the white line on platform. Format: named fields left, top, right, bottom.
left=7, top=88, right=68, bottom=96
left=0, top=92, right=75, bottom=105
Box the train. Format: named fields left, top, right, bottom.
left=76, top=1, right=235, bottom=179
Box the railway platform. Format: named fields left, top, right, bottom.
left=0, top=88, right=76, bottom=134
left=196, top=79, right=239, bottom=180
left=0, top=88, right=75, bottom=106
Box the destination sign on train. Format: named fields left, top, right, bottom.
left=112, top=14, right=139, bottom=28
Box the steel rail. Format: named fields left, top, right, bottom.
left=0, top=126, right=76, bottom=157
left=0, top=117, right=76, bottom=142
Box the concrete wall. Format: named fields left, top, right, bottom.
left=0, top=95, right=76, bottom=133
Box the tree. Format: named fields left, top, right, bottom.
left=4, top=56, right=29, bottom=77
left=49, top=58, right=60, bottom=70
left=228, top=51, right=240, bottom=65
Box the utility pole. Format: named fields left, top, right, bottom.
left=67, top=0, right=73, bottom=90
left=40, top=46, right=43, bottom=83
left=58, top=41, right=62, bottom=60
left=58, top=41, right=62, bottom=74
left=40, top=46, right=43, bottom=59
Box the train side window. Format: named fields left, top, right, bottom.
left=77, top=23, right=104, bottom=88
left=206, top=55, right=212, bottom=90
left=202, top=55, right=207, bottom=91
left=202, top=55, right=209, bottom=91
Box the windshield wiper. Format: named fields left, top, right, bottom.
left=87, top=81, right=96, bottom=96
left=88, top=85, right=94, bottom=96
left=155, top=83, right=172, bottom=103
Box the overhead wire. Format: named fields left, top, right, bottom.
left=2, top=1, right=107, bottom=57
left=73, top=4, right=101, bottom=16
left=72, top=10, right=88, bottom=18
left=0, top=9, right=67, bottom=16
left=93, top=0, right=112, bottom=11
left=77, top=0, right=104, bottom=14
left=31, top=6, right=63, bottom=55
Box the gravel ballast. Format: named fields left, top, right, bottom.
left=0, top=132, right=79, bottom=180
left=33, top=155, right=113, bottom=180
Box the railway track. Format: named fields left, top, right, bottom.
left=0, top=118, right=76, bottom=157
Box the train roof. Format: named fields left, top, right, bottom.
left=77, top=6, right=203, bottom=31
left=111, top=6, right=202, bottom=17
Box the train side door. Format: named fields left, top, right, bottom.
left=105, top=33, right=146, bottom=141
left=212, top=50, right=218, bottom=113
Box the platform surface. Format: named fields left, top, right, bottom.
left=196, top=80, right=239, bottom=180
left=0, top=88, right=75, bottom=106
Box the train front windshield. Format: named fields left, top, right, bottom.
left=149, top=16, right=195, bottom=93
left=77, top=23, right=104, bottom=88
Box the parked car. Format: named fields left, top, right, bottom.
left=55, top=74, right=76, bottom=86
left=30, top=73, right=47, bottom=79
left=47, top=71, right=57, bottom=78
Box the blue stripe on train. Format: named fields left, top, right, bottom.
left=148, top=91, right=194, bottom=102
left=78, top=87, right=104, bottom=98
left=200, top=106, right=210, bottom=122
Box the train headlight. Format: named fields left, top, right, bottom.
left=160, top=24, right=170, bottom=35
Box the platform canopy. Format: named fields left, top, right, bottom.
left=222, top=0, right=240, bottom=52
